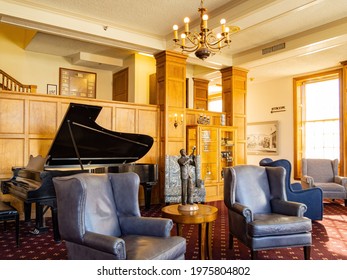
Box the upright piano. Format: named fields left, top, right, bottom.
left=1, top=103, right=158, bottom=242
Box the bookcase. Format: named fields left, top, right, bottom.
left=186, top=124, right=237, bottom=201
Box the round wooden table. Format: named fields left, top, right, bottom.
left=161, top=204, right=218, bottom=260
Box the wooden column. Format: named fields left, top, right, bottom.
left=220, top=66, right=248, bottom=164
left=154, top=50, right=188, bottom=200
left=193, top=78, right=209, bottom=110
left=340, top=61, right=347, bottom=176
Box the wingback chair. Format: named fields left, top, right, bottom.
left=301, top=158, right=347, bottom=206
left=53, top=172, right=186, bottom=260
left=164, top=154, right=205, bottom=204
left=259, top=158, right=323, bottom=220
left=224, top=165, right=312, bottom=259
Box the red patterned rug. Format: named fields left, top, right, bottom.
left=0, top=200, right=346, bottom=260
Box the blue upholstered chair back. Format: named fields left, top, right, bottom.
left=232, top=165, right=283, bottom=214
left=259, top=158, right=293, bottom=192
left=54, top=172, right=142, bottom=242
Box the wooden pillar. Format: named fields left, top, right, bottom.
left=193, top=78, right=209, bottom=110
left=154, top=50, right=188, bottom=201
left=340, top=60, right=347, bottom=176
left=220, top=66, right=248, bottom=164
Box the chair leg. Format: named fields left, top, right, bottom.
left=15, top=214, right=20, bottom=247
left=344, top=199, right=347, bottom=207
left=304, top=246, right=311, bottom=260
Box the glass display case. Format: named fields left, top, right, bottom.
left=186, top=125, right=237, bottom=201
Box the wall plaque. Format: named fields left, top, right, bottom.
left=59, top=68, right=96, bottom=98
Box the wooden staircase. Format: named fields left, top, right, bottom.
left=0, top=69, right=37, bottom=93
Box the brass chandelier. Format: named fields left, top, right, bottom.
left=172, top=0, right=239, bottom=60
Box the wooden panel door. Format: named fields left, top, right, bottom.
left=113, top=68, right=128, bottom=102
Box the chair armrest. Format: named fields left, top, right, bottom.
left=120, top=216, right=173, bottom=237
left=271, top=199, right=307, bottom=217
left=335, top=176, right=347, bottom=186
left=290, top=182, right=302, bottom=191
left=230, top=202, right=253, bottom=222
left=301, top=175, right=314, bottom=189
left=83, top=231, right=126, bottom=259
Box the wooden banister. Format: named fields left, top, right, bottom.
left=0, top=69, right=37, bottom=93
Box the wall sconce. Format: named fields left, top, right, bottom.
left=174, top=113, right=184, bottom=128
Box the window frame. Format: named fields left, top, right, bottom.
left=293, top=69, right=344, bottom=179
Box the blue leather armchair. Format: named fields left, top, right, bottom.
left=224, top=165, right=312, bottom=259
left=259, top=158, right=323, bottom=220
left=53, top=172, right=186, bottom=260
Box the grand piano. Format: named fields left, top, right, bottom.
left=1, top=103, right=158, bottom=242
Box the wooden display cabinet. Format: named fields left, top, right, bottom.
left=186, top=124, right=237, bottom=201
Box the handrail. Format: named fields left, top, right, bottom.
left=0, top=69, right=37, bottom=93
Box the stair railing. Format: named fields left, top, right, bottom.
left=0, top=69, right=37, bottom=93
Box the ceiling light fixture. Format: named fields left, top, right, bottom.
left=172, top=0, right=239, bottom=60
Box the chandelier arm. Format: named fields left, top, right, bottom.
left=185, top=32, right=201, bottom=46
left=175, top=42, right=200, bottom=52
left=205, top=37, right=230, bottom=48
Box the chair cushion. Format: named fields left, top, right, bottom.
left=122, top=235, right=186, bottom=260
left=315, top=182, right=345, bottom=192
left=248, top=213, right=312, bottom=237
left=0, top=201, right=18, bottom=216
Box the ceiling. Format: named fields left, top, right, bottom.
left=1, top=0, right=347, bottom=83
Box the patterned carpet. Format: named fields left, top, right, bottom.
left=0, top=200, right=346, bottom=260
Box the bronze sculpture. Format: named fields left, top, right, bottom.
left=177, top=146, right=199, bottom=211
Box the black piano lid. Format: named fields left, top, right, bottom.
left=45, top=103, right=154, bottom=167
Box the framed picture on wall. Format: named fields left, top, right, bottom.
left=47, top=84, right=57, bottom=95
left=59, top=68, right=97, bottom=98
left=247, top=121, right=278, bottom=155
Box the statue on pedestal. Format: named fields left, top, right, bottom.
left=177, top=146, right=199, bottom=211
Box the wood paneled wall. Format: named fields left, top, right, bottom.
left=221, top=67, right=248, bottom=165
left=0, top=90, right=160, bottom=209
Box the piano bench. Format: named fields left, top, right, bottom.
left=0, top=201, right=19, bottom=247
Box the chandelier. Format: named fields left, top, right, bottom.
left=172, top=0, right=239, bottom=60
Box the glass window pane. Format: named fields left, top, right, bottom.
left=305, top=79, right=339, bottom=120
left=303, top=77, right=340, bottom=160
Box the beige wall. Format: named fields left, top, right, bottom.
left=247, top=77, right=294, bottom=167
left=134, top=53, right=156, bottom=104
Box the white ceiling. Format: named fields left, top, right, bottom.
left=1, top=0, right=347, bottom=83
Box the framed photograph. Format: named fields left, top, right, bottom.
left=47, top=84, right=57, bottom=95
left=247, top=121, right=278, bottom=155
left=59, top=68, right=96, bottom=98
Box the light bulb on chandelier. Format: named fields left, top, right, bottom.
left=172, top=0, right=239, bottom=60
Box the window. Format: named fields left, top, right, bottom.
left=293, top=70, right=342, bottom=178
left=303, top=78, right=340, bottom=159
left=208, top=85, right=222, bottom=112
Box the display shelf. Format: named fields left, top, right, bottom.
left=186, top=124, right=237, bottom=201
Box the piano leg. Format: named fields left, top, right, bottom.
left=24, top=202, right=32, bottom=222
left=30, top=202, right=49, bottom=235
left=27, top=199, right=61, bottom=242
left=142, top=183, right=154, bottom=210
